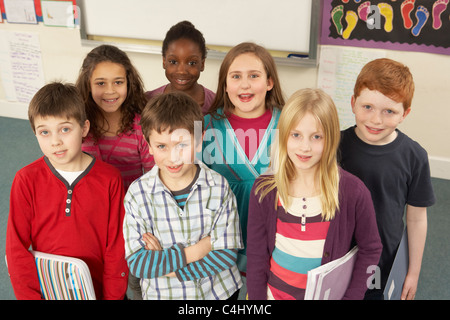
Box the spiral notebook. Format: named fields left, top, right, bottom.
left=31, top=250, right=96, bottom=300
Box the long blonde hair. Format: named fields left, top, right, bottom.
left=255, top=88, right=341, bottom=221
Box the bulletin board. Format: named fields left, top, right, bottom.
left=77, top=0, right=321, bottom=66
left=321, top=0, right=450, bottom=55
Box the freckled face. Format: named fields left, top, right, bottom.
left=351, top=88, right=410, bottom=145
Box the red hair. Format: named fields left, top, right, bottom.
left=354, top=58, right=414, bottom=111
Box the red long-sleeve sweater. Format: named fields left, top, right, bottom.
left=6, top=156, right=128, bottom=300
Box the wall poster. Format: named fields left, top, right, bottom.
left=321, top=0, right=450, bottom=55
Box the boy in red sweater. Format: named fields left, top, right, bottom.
left=5, top=82, right=128, bottom=300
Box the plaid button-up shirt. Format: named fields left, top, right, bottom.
left=123, top=161, right=243, bottom=299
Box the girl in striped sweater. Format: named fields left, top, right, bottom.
left=76, top=45, right=154, bottom=191
left=77, top=45, right=154, bottom=300
left=246, top=88, right=382, bottom=300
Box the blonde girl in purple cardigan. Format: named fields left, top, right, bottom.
left=246, top=88, right=382, bottom=300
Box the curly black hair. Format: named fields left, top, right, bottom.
left=162, top=21, right=207, bottom=59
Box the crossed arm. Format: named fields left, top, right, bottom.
left=126, top=233, right=238, bottom=281
left=142, top=233, right=211, bottom=278
left=124, top=176, right=242, bottom=282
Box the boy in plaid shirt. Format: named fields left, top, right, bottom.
left=123, top=92, right=243, bottom=300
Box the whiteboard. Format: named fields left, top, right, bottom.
left=79, top=0, right=313, bottom=53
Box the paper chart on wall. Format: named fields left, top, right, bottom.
left=317, top=45, right=386, bottom=130
left=4, top=0, right=37, bottom=24
left=41, top=0, right=75, bottom=28
left=0, top=31, right=45, bottom=103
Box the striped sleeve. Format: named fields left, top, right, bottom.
left=126, top=244, right=187, bottom=279
left=175, top=249, right=238, bottom=281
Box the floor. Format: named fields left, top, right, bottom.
left=0, top=116, right=448, bottom=300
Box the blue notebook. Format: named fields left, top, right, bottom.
left=384, top=228, right=409, bottom=300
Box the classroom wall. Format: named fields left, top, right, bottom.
left=0, top=22, right=449, bottom=179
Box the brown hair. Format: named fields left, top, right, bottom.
left=75, top=45, right=147, bottom=142
left=140, top=92, right=204, bottom=144
left=208, top=42, right=285, bottom=118
left=354, top=58, right=414, bottom=111
left=28, top=82, right=86, bottom=133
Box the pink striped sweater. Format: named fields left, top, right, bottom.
left=82, top=114, right=154, bottom=190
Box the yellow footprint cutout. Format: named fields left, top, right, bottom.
left=342, top=10, right=358, bottom=39
left=378, top=3, right=394, bottom=32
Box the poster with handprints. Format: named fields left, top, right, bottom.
left=321, top=0, right=450, bottom=55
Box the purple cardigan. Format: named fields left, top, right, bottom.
left=246, top=168, right=382, bottom=300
